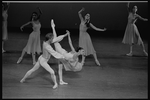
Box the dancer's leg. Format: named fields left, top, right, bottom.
left=41, top=62, right=58, bottom=89
left=17, top=50, right=26, bottom=64
left=2, top=41, right=5, bottom=53
left=93, top=53, right=100, bottom=66
left=58, top=61, right=68, bottom=85
left=32, top=53, right=36, bottom=65
left=20, top=61, right=40, bottom=83
left=141, top=42, right=148, bottom=56
left=126, top=45, right=133, bottom=56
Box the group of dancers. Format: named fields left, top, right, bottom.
left=2, top=2, right=148, bottom=89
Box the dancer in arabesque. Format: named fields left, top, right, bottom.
left=122, top=2, right=148, bottom=56
left=78, top=8, right=106, bottom=66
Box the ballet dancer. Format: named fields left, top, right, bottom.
left=2, top=2, right=10, bottom=53
left=51, top=19, right=85, bottom=71
left=17, top=7, right=43, bottom=65
left=78, top=7, right=106, bottom=66
left=20, top=32, right=70, bottom=89
left=51, top=19, right=85, bottom=84
left=122, top=2, right=148, bottom=56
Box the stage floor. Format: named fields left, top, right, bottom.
left=2, top=31, right=148, bottom=99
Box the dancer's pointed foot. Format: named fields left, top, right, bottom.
left=33, top=61, right=36, bottom=65
left=2, top=49, right=5, bottom=53
left=17, top=57, right=23, bottom=64
left=126, top=52, right=133, bottom=56
left=53, top=83, right=58, bottom=89
left=95, top=60, right=101, bottom=66
left=60, top=81, right=68, bottom=85
left=143, top=50, right=148, bottom=56
left=20, top=79, right=25, bottom=83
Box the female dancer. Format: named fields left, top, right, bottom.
left=17, top=7, right=42, bottom=65
left=20, top=32, right=69, bottom=89
left=122, top=2, right=148, bottom=56
left=51, top=19, right=85, bottom=84
left=2, top=2, right=10, bottom=53
left=78, top=8, right=106, bottom=66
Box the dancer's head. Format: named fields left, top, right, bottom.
left=75, top=47, right=85, bottom=55
left=45, top=33, right=54, bottom=44
left=31, top=12, right=38, bottom=21
left=85, top=13, right=90, bottom=23
left=132, top=5, right=138, bottom=13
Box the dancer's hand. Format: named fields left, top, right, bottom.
left=103, top=28, right=107, bottom=31
left=51, top=19, right=55, bottom=28
left=81, top=7, right=85, bottom=11
left=20, top=26, right=23, bottom=31
left=66, top=30, right=70, bottom=36
left=145, top=19, right=148, bottom=21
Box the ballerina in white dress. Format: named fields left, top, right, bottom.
left=17, top=7, right=42, bottom=65
left=78, top=8, right=106, bottom=66
left=122, top=2, right=148, bottom=56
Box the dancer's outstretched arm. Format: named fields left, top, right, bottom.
left=90, top=23, right=106, bottom=31
left=67, top=30, right=75, bottom=52
left=20, top=21, right=32, bottom=31
left=78, top=8, right=85, bottom=21
left=136, top=14, right=148, bottom=21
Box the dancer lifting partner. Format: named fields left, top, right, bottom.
left=122, top=2, right=148, bottom=56
left=17, top=7, right=42, bottom=65
left=20, top=32, right=70, bottom=89
left=78, top=8, right=106, bottom=66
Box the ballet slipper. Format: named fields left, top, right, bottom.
left=2, top=49, right=5, bottom=53
left=95, top=60, right=101, bottom=66
left=20, top=79, right=25, bottom=83
left=17, top=57, right=22, bottom=64
left=33, top=61, right=36, bottom=65
left=143, top=50, right=148, bottom=56
left=52, top=84, right=58, bottom=89
left=60, top=81, right=68, bottom=85
left=126, top=52, right=133, bottom=56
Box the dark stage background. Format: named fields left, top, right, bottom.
left=6, top=2, right=148, bottom=39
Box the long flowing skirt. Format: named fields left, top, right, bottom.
left=122, top=24, right=143, bottom=45
left=23, top=31, right=42, bottom=54
left=79, top=31, right=96, bottom=56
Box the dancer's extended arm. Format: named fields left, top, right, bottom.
left=78, top=8, right=85, bottom=22
left=90, top=23, right=106, bottom=31
left=20, top=21, right=32, bottom=31
left=136, top=14, right=148, bottom=21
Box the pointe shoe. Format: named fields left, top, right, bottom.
left=126, top=53, right=133, bottom=56
left=60, top=81, right=68, bottom=85
left=52, top=84, right=58, bottom=89
left=20, top=79, right=25, bottom=83
left=17, top=57, right=22, bottom=64
left=2, top=49, right=5, bottom=53
left=95, top=60, right=101, bottom=66
left=143, top=50, right=148, bottom=56
left=33, top=61, right=36, bottom=65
